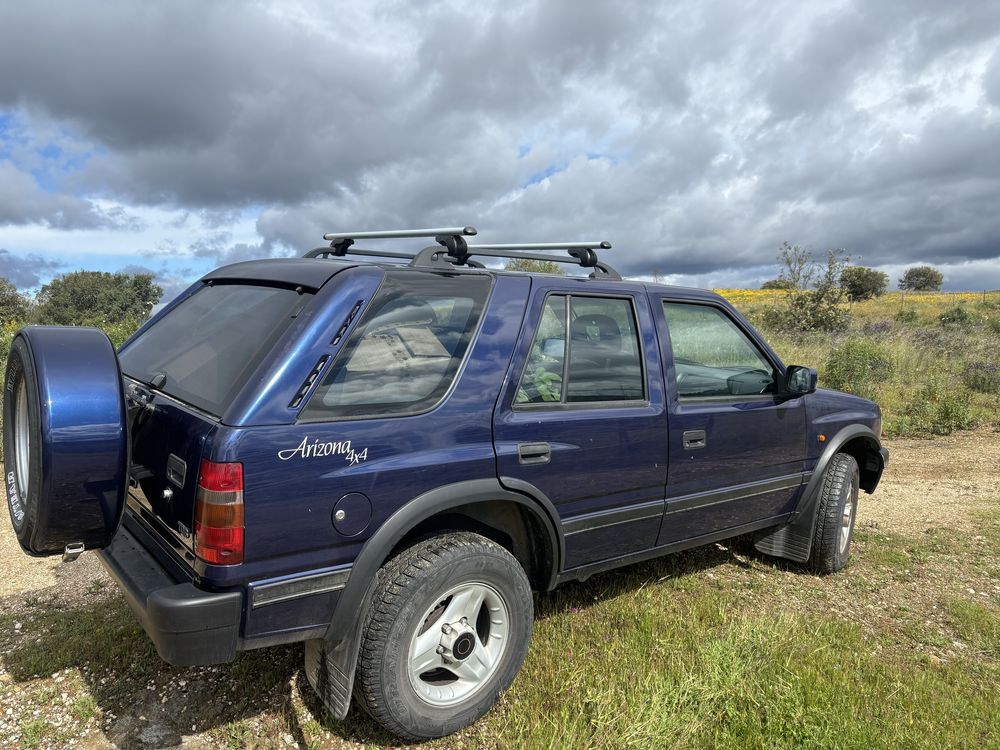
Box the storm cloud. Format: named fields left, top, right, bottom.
left=1, top=0, right=998, bottom=290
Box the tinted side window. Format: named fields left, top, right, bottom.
left=119, top=283, right=305, bottom=415
left=515, top=295, right=644, bottom=405
left=662, top=302, right=776, bottom=399
left=302, top=272, right=491, bottom=420
left=515, top=295, right=566, bottom=403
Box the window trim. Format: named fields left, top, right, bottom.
left=659, top=298, right=782, bottom=403
left=512, top=290, right=648, bottom=410
left=297, top=271, right=495, bottom=423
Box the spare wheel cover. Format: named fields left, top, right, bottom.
left=2, top=326, right=129, bottom=556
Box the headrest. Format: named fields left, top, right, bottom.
left=570, top=314, right=620, bottom=344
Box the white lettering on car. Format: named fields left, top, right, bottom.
left=278, top=437, right=368, bottom=465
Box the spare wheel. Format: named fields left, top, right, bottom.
left=3, top=326, right=129, bottom=556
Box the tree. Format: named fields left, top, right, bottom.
left=761, top=278, right=795, bottom=290
left=35, top=271, right=162, bottom=326
left=898, top=266, right=943, bottom=292
left=0, top=277, right=30, bottom=324
left=504, top=258, right=565, bottom=275
left=761, top=244, right=850, bottom=332
left=840, top=266, right=888, bottom=302
left=775, top=241, right=813, bottom=290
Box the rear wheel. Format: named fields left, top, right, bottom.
left=809, top=452, right=860, bottom=574
left=353, top=532, right=533, bottom=740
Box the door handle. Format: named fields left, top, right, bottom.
left=682, top=430, right=707, bottom=450
left=517, top=442, right=551, bottom=465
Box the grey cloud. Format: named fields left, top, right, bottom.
left=1, top=0, right=999, bottom=288
left=0, top=161, right=121, bottom=229
left=0, top=248, right=62, bottom=287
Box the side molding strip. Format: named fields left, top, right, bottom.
left=561, top=473, right=809, bottom=537
left=251, top=566, right=352, bottom=609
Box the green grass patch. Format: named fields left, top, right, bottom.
left=0, top=598, right=159, bottom=680
left=20, top=718, right=51, bottom=749
left=493, top=586, right=1000, bottom=749
left=947, top=599, right=1000, bottom=657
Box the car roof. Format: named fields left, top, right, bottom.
left=204, top=257, right=725, bottom=303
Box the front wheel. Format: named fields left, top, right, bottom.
left=354, top=532, right=533, bottom=740
left=809, top=452, right=860, bottom=574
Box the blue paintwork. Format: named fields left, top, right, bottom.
left=648, top=291, right=808, bottom=544
left=805, top=388, right=882, bottom=470
left=493, top=276, right=668, bottom=569
left=13, top=327, right=128, bottom=553
left=89, top=259, right=883, bottom=648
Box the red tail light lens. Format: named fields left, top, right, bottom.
left=195, top=459, right=244, bottom=565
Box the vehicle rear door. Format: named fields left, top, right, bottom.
left=494, top=277, right=668, bottom=571
left=650, top=293, right=808, bottom=545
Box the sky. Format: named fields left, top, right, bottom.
left=1, top=0, right=999, bottom=301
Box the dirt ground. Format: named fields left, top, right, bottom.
left=0, top=428, right=998, bottom=749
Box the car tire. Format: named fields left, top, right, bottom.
left=353, top=531, right=533, bottom=740
left=2, top=327, right=129, bottom=556
left=808, top=452, right=860, bottom=574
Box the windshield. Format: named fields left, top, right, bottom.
left=119, top=282, right=306, bottom=415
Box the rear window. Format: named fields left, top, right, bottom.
left=300, top=272, right=491, bottom=421
left=119, top=282, right=306, bottom=415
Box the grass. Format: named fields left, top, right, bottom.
left=725, top=290, right=1000, bottom=437
left=947, top=600, right=1000, bottom=657
left=4, top=519, right=997, bottom=749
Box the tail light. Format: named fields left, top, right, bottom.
left=194, top=459, right=244, bottom=564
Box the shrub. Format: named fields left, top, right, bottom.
left=894, top=308, right=919, bottom=324
left=841, top=266, right=888, bottom=301
left=987, top=318, right=1000, bottom=335
left=759, top=245, right=850, bottom=333
left=889, top=380, right=974, bottom=437
left=962, top=362, right=1000, bottom=395
left=761, top=278, right=795, bottom=290
left=823, top=337, right=894, bottom=400
left=939, top=305, right=974, bottom=328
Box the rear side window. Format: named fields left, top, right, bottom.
left=119, top=283, right=305, bottom=415
left=301, top=272, right=491, bottom=420
left=515, top=294, right=645, bottom=405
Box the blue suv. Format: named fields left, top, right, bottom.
left=2, top=227, right=888, bottom=740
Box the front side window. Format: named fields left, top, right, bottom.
left=302, top=272, right=491, bottom=420
left=515, top=295, right=644, bottom=405
left=662, top=302, right=776, bottom=399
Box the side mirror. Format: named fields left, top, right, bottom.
left=784, top=365, right=817, bottom=396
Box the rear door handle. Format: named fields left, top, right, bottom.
left=682, top=430, right=707, bottom=450
left=517, top=442, right=551, bottom=465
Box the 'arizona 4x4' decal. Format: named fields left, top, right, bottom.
left=278, top=437, right=368, bottom=465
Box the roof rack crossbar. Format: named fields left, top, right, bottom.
left=322, top=227, right=477, bottom=241
left=412, top=243, right=621, bottom=280
left=465, top=241, right=611, bottom=251
left=304, top=227, right=620, bottom=280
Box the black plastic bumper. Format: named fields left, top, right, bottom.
left=98, top=523, right=242, bottom=666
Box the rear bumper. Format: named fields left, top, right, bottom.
left=99, top=522, right=242, bottom=666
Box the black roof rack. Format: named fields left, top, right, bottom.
left=304, top=227, right=620, bottom=280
